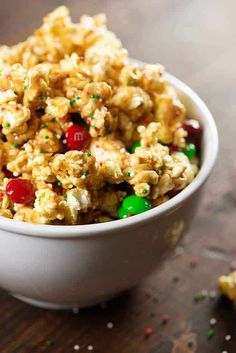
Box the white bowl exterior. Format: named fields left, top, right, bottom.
left=0, top=71, right=218, bottom=308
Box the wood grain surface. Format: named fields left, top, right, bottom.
left=0, top=0, right=235, bottom=352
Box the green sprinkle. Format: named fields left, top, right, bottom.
left=41, top=124, right=48, bottom=129
left=57, top=181, right=62, bottom=187
left=142, top=189, right=148, bottom=194
left=172, top=273, right=180, bottom=282
left=63, top=193, right=68, bottom=199
left=5, top=123, right=11, bottom=128
left=40, top=95, right=45, bottom=100
left=126, top=171, right=131, bottom=177
left=70, top=96, right=80, bottom=105
left=194, top=292, right=204, bottom=302
left=45, top=135, right=49, bottom=140
left=12, top=143, right=19, bottom=148
left=13, top=90, right=18, bottom=95
left=188, top=339, right=193, bottom=347
left=86, top=152, right=91, bottom=157
left=45, top=340, right=53, bottom=347
left=83, top=172, right=88, bottom=177
left=207, top=329, right=215, bottom=339
left=41, top=149, right=46, bottom=153
left=131, top=141, right=141, bottom=153
left=90, top=111, right=95, bottom=118
left=90, top=94, right=101, bottom=100
left=23, top=85, right=28, bottom=90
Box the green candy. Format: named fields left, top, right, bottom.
left=122, top=195, right=152, bottom=215
left=181, top=142, right=197, bottom=160
left=130, top=141, right=141, bottom=153
left=118, top=206, right=130, bottom=219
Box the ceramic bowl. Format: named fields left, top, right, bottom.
left=0, top=67, right=218, bottom=309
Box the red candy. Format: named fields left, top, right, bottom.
left=182, top=119, right=202, bottom=143
left=6, top=179, right=35, bottom=204
left=65, top=125, right=91, bottom=151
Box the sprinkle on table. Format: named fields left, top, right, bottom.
left=45, top=340, right=53, bottom=347
left=207, top=329, right=215, bottom=339
left=87, top=345, right=94, bottom=351
left=107, top=322, right=114, bottom=329
left=225, top=335, right=231, bottom=341
left=210, top=318, right=217, bottom=326
left=74, top=344, right=80, bottom=351
left=161, top=314, right=169, bottom=325
left=145, top=327, right=153, bottom=337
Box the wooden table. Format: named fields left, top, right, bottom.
left=0, top=0, right=235, bottom=352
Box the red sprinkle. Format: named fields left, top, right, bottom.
left=145, top=327, right=153, bottom=337
left=162, top=314, right=169, bottom=325
left=6, top=179, right=35, bottom=204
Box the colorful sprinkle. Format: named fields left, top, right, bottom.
left=90, top=94, right=101, bottom=100
left=63, top=194, right=68, bottom=199
left=12, top=143, right=19, bottom=148
left=70, top=96, right=80, bottom=105
left=57, top=181, right=62, bottom=187
left=145, top=327, right=153, bottom=337
left=74, top=344, right=80, bottom=351
left=207, top=329, right=215, bottom=339
left=107, top=322, right=114, bottom=329
left=87, top=345, right=94, bottom=351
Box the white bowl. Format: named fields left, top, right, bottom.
left=0, top=67, right=218, bottom=309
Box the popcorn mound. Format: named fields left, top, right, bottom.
left=0, top=6, right=200, bottom=225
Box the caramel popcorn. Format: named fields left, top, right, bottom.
left=0, top=7, right=201, bottom=225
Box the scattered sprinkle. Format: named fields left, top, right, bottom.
left=45, top=135, right=49, bottom=140
left=126, top=171, right=131, bottom=177
left=142, top=189, right=148, bottom=194
left=57, top=181, right=62, bottom=187
left=172, top=273, right=180, bottom=283
left=62, top=139, right=67, bottom=144
left=72, top=307, right=79, bottom=314
left=87, top=345, right=94, bottom=351
left=13, top=90, right=18, bottom=95
left=74, top=344, right=80, bottom=351
left=63, top=194, right=68, bottom=199
left=41, top=149, right=46, bottom=153
left=188, top=339, right=193, bottom=348
left=152, top=294, right=159, bottom=303
left=45, top=340, right=53, bottom=347
left=90, top=94, right=101, bottom=100
left=86, top=151, right=91, bottom=157
left=82, top=172, right=88, bottom=177
left=161, top=314, right=169, bottom=325
left=41, top=124, right=48, bottom=129
left=12, top=143, right=19, bottom=148
left=210, top=318, right=217, bottom=326
left=5, top=123, right=11, bottom=128
left=40, top=95, right=45, bottom=100
left=145, top=327, right=153, bottom=337
left=70, top=96, right=80, bottom=105
left=90, top=111, right=95, bottom=118
left=107, top=322, right=114, bottom=329
left=207, top=329, right=215, bottom=339
left=225, top=335, right=231, bottom=341
left=23, top=85, right=28, bottom=90
left=175, top=246, right=185, bottom=256
left=209, top=290, right=217, bottom=300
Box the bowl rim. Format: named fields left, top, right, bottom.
left=0, top=68, right=218, bottom=239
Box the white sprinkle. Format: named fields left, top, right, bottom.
left=63, top=139, right=67, bottom=144
left=81, top=175, right=86, bottom=179
left=225, top=335, right=231, bottom=341
left=175, top=246, right=184, bottom=256
left=74, top=344, right=80, bottom=351
left=209, top=290, right=217, bottom=299
left=222, top=351, right=228, bottom=353
left=201, top=289, right=208, bottom=298
left=107, top=322, right=114, bottom=329
left=57, top=134, right=61, bottom=139
left=120, top=148, right=126, bottom=153
left=69, top=122, right=73, bottom=127
left=13, top=172, right=19, bottom=177
left=72, top=307, right=79, bottom=314
left=87, top=345, right=93, bottom=351
left=210, top=318, right=217, bottom=326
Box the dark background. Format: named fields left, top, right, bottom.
left=0, top=1, right=236, bottom=352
